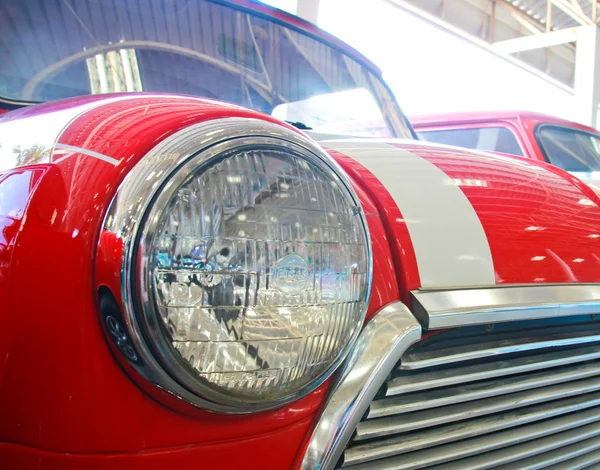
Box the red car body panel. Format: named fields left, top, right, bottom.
left=0, top=422, right=312, bottom=470
left=399, top=142, right=600, bottom=285
left=410, top=110, right=600, bottom=164
left=0, top=95, right=401, bottom=468
left=2, top=96, right=600, bottom=468
left=325, top=140, right=600, bottom=288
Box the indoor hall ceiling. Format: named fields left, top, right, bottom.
left=508, top=0, right=598, bottom=29
left=392, top=0, right=600, bottom=88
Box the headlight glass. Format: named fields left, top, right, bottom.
left=138, top=141, right=370, bottom=408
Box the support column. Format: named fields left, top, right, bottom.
left=574, top=24, right=600, bottom=128
left=296, top=0, right=320, bottom=24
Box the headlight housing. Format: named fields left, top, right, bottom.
left=101, top=118, right=372, bottom=413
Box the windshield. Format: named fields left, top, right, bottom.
left=536, top=125, right=600, bottom=172
left=0, top=0, right=411, bottom=138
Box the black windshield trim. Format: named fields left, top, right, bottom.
left=0, top=95, right=38, bottom=109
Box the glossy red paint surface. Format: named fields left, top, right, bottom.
left=410, top=110, right=600, bottom=164
left=0, top=167, right=46, bottom=389
left=392, top=142, right=600, bottom=285
left=0, top=94, right=401, bottom=467
left=0, top=417, right=311, bottom=469
left=4, top=92, right=600, bottom=470
left=4, top=93, right=600, bottom=467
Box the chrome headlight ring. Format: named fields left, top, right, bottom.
left=99, top=118, right=372, bottom=414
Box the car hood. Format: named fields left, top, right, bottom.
left=313, top=137, right=600, bottom=291
left=2, top=95, right=600, bottom=301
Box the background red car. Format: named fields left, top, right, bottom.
left=412, top=110, right=600, bottom=189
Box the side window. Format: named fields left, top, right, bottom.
left=417, top=127, right=524, bottom=156
left=536, top=126, right=600, bottom=172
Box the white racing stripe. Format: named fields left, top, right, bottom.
left=53, top=143, right=120, bottom=166
left=0, top=96, right=131, bottom=172
left=322, top=140, right=495, bottom=288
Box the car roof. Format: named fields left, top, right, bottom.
left=409, top=110, right=599, bottom=134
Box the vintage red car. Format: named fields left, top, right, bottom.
left=2, top=1, right=600, bottom=469
left=412, top=110, right=600, bottom=189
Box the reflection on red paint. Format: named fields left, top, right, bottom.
left=0, top=168, right=45, bottom=265
left=0, top=168, right=45, bottom=400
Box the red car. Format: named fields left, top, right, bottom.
left=412, top=110, right=600, bottom=189
left=2, top=1, right=600, bottom=469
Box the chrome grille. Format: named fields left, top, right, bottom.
left=338, top=318, right=600, bottom=469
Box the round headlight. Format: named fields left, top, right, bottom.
left=102, top=118, right=371, bottom=413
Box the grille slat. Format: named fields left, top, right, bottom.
left=387, top=344, right=600, bottom=396
left=429, top=425, right=600, bottom=470
left=401, top=330, right=600, bottom=370
left=540, top=447, right=600, bottom=470
left=339, top=318, right=600, bottom=469
left=344, top=396, right=600, bottom=465
left=372, top=360, right=600, bottom=417
left=358, top=374, right=600, bottom=439
left=347, top=414, right=600, bottom=470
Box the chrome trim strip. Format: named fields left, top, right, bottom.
left=300, top=301, right=421, bottom=470
left=411, top=284, right=600, bottom=329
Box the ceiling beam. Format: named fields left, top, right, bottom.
left=491, top=25, right=579, bottom=52
left=511, top=9, right=546, bottom=34
left=496, top=0, right=550, bottom=32
left=574, top=24, right=600, bottom=127
left=296, top=0, right=319, bottom=24
left=550, top=0, right=593, bottom=26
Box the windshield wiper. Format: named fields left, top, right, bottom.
left=285, top=121, right=313, bottom=130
